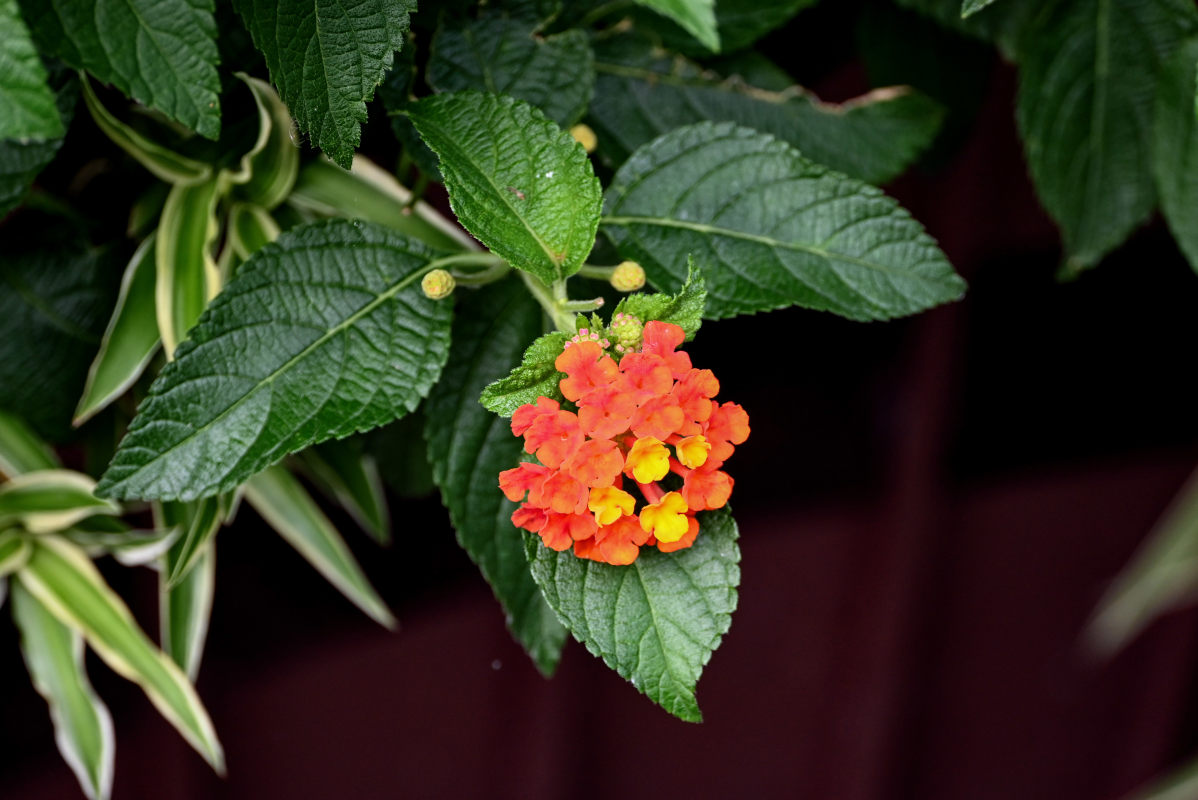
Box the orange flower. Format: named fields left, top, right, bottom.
left=501, top=318, right=748, bottom=565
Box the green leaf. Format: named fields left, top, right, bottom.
left=613, top=260, right=706, bottom=339
left=96, top=220, right=455, bottom=502
left=406, top=91, right=603, bottom=285
left=231, top=73, right=299, bottom=210
left=1153, top=37, right=1198, bottom=275
left=74, top=234, right=162, bottom=426
left=589, top=33, right=944, bottom=185
left=11, top=580, right=114, bottom=800
left=527, top=508, right=740, bottom=721
left=0, top=409, right=60, bottom=478
left=288, top=156, right=477, bottom=253
left=425, top=279, right=567, bottom=675
left=1087, top=468, right=1198, bottom=655
left=161, top=544, right=215, bottom=681
left=602, top=122, right=965, bottom=321
left=0, top=471, right=119, bottom=534
left=156, top=175, right=222, bottom=359
left=428, top=14, right=594, bottom=127
left=0, top=217, right=119, bottom=439
left=0, top=0, right=64, bottom=141
left=1016, top=0, right=1198, bottom=272
left=478, top=330, right=569, bottom=417
left=298, top=438, right=390, bottom=544
left=79, top=79, right=210, bottom=186
left=20, top=0, right=221, bottom=139
left=634, top=0, right=719, bottom=51
left=17, top=536, right=224, bottom=769
left=1124, top=754, right=1198, bottom=800
left=160, top=497, right=223, bottom=589
left=232, top=0, right=415, bottom=168
left=641, top=0, right=815, bottom=55
left=64, top=523, right=177, bottom=568
left=244, top=465, right=394, bottom=627
left=961, top=0, right=1000, bottom=16
left=0, top=62, right=76, bottom=215
left=225, top=202, right=281, bottom=269
left=0, top=529, right=31, bottom=577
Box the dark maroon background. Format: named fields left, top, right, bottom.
left=4, top=2, right=1198, bottom=798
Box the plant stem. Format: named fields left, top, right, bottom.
left=451, top=259, right=512, bottom=286
left=577, top=263, right=617, bottom=281
left=522, top=274, right=577, bottom=332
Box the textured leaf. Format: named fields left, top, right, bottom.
left=479, top=330, right=569, bottom=417
left=11, top=581, right=114, bottom=800
left=0, top=216, right=119, bottom=439
left=407, top=92, right=602, bottom=285
left=425, top=279, right=567, bottom=674
left=634, top=0, right=719, bottom=51
left=244, top=465, right=394, bottom=627
left=96, top=220, right=454, bottom=502
left=961, top=0, right=1000, bottom=16
left=232, top=74, right=299, bottom=210
left=20, top=0, right=221, bottom=139
left=643, top=0, right=816, bottom=54
left=161, top=544, right=215, bottom=681
left=156, top=175, right=221, bottom=359
left=0, top=409, right=59, bottom=478
left=428, top=14, right=594, bottom=127
left=1017, top=0, right=1198, bottom=271
left=17, top=536, right=223, bottom=769
left=589, top=33, right=943, bottom=185
left=298, top=438, right=390, bottom=544
left=0, top=0, right=64, bottom=141
left=75, top=234, right=161, bottom=426
left=1153, top=37, right=1198, bottom=275
left=602, top=122, right=965, bottom=321
left=528, top=508, right=740, bottom=721
left=0, top=471, right=119, bottom=534
left=232, top=0, right=414, bottom=168
left=0, top=60, right=76, bottom=215
left=613, top=261, right=705, bottom=339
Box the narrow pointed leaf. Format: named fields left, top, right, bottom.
left=0, top=409, right=59, bottom=477
left=64, top=524, right=177, bottom=567
left=0, top=471, right=118, bottom=533
left=602, top=122, right=965, bottom=321
left=639, top=0, right=816, bottom=55
left=17, top=536, right=224, bottom=770
left=11, top=581, right=114, bottom=800
left=20, top=0, right=221, bottom=138
left=962, top=0, right=1000, bottom=17
left=1016, top=0, right=1198, bottom=271
left=96, top=220, right=454, bottom=502
left=527, top=508, right=741, bottom=721
left=425, top=279, right=567, bottom=675
left=634, top=0, right=719, bottom=51
left=156, top=175, right=221, bottom=358
left=161, top=545, right=215, bottom=681
left=1125, top=754, right=1198, bottom=800
left=161, top=497, right=223, bottom=589
left=231, top=0, right=415, bottom=168
left=0, top=529, right=31, bottom=577
left=0, top=0, right=64, bottom=141
left=406, top=92, right=602, bottom=285
left=244, top=465, right=394, bottom=628
left=298, top=439, right=390, bottom=544
left=75, top=234, right=162, bottom=426
left=428, top=15, right=594, bottom=127
left=227, top=203, right=280, bottom=262
left=1153, top=37, right=1198, bottom=275
left=231, top=73, right=299, bottom=210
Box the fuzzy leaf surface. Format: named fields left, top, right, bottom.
left=0, top=0, right=63, bottom=141
left=613, top=261, right=705, bottom=339
left=96, top=220, right=453, bottom=501
left=478, top=330, right=568, bottom=417
left=602, top=122, right=964, bottom=321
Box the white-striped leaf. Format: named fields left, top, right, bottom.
left=0, top=471, right=119, bottom=533
left=156, top=176, right=222, bottom=358
left=161, top=544, right=215, bottom=681
left=0, top=529, right=31, bottom=577
left=159, top=497, right=224, bottom=589
left=0, top=408, right=59, bottom=477
left=297, top=439, right=391, bottom=545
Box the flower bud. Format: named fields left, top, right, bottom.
left=608, top=312, right=643, bottom=354
left=610, top=260, right=646, bottom=292
left=421, top=268, right=455, bottom=300
left=570, top=123, right=598, bottom=154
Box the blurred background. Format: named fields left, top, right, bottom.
left=3, top=1, right=1198, bottom=798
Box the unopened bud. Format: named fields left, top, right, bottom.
left=609, top=311, right=643, bottom=353
left=610, top=260, right=646, bottom=292
left=570, top=123, right=598, bottom=154
left=421, top=268, right=455, bottom=299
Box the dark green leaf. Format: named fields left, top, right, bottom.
left=602, top=122, right=965, bottom=321
left=0, top=0, right=64, bottom=141
left=425, top=279, right=567, bottom=675
left=589, top=33, right=944, bottom=185
left=479, top=330, right=569, bottom=417
left=642, top=0, right=816, bottom=54
left=1153, top=37, right=1198, bottom=275
left=0, top=66, right=76, bottom=217
left=428, top=14, right=594, bottom=127
left=0, top=409, right=60, bottom=478
left=1016, top=0, right=1198, bottom=271
left=613, top=260, right=705, bottom=339
left=298, top=438, right=390, bottom=544
left=894, top=0, right=1037, bottom=54
left=962, top=0, right=1001, bottom=16
left=96, top=220, right=454, bottom=501
left=20, top=0, right=221, bottom=139
left=231, top=74, right=299, bottom=211
left=527, top=508, right=740, bottom=721
left=406, top=91, right=602, bottom=285
left=232, top=0, right=415, bottom=168
left=634, top=0, right=719, bottom=51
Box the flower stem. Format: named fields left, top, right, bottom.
left=522, top=274, right=577, bottom=332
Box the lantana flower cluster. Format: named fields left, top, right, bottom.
left=499, top=319, right=749, bottom=565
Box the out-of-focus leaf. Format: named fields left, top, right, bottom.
left=11, top=580, right=114, bottom=800
left=17, top=536, right=224, bottom=770
left=0, top=63, right=76, bottom=216
left=0, top=529, right=31, bottom=577
left=0, top=471, right=119, bottom=534
left=1152, top=37, right=1198, bottom=275
left=634, top=0, right=719, bottom=51
left=0, top=0, right=64, bottom=141
left=75, top=234, right=161, bottom=426
left=298, top=439, right=390, bottom=544
left=96, top=220, right=455, bottom=502
left=231, top=73, right=299, bottom=210
left=160, top=497, right=223, bottom=589
left=244, top=465, right=395, bottom=628
left=227, top=203, right=280, bottom=262
left=0, top=409, right=59, bottom=477
left=156, top=175, right=221, bottom=358
left=161, top=545, right=215, bottom=681
left=962, top=0, right=1001, bottom=17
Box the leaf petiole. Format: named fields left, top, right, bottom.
left=521, top=274, right=577, bottom=332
